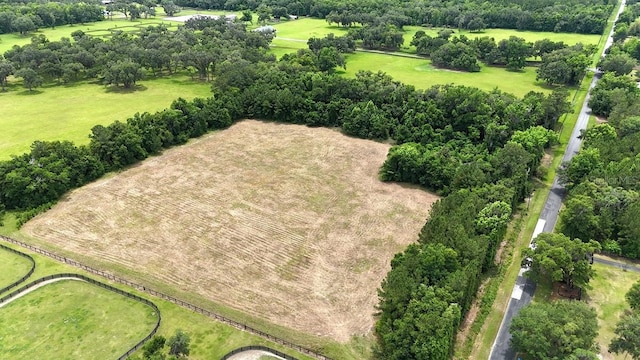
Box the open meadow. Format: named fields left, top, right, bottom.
left=23, top=120, right=438, bottom=343
left=339, top=52, right=546, bottom=97
left=586, top=262, right=640, bottom=360
left=0, top=76, right=211, bottom=160
left=0, top=279, right=157, bottom=358
left=0, top=248, right=32, bottom=290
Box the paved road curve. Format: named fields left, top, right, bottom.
left=488, top=2, right=627, bottom=359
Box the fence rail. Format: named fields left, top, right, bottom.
left=0, top=235, right=332, bottom=360
left=0, top=243, right=36, bottom=294
left=221, top=345, right=300, bottom=360
left=0, top=272, right=161, bottom=360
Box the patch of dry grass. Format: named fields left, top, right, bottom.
left=24, top=120, right=438, bottom=342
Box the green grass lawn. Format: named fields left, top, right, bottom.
left=338, top=52, right=552, bottom=96
left=0, top=248, right=32, bottom=291
left=0, top=76, right=211, bottom=160
left=586, top=263, right=640, bottom=359
left=0, top=279, right=157, bottom=359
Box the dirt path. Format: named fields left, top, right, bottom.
left=226, top=350, right=286, bottom=360
left=0, top=277, right=83, bottom=308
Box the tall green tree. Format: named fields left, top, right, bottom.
left=167, top=329, right=190, bottom=357
left=525, top=232, right=601, bottom=289
left=510, top=300, right=599, bottom=360
left=610, top=313, right=640, bottom=359
left=15, top=67, right=42, bottom=91
left=628, top=280, right=640, bottom=311
left=0, top=59, right=14, bottom=91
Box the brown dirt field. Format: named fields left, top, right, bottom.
left=24, top=120, right=438, bottom=342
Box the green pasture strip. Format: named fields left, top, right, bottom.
left=339, top=52, right=549, bottom=97
left=0, top=280, right=157, bottom=359
left=586, top=263, right=640, bottom=359
left=0, top=247, right=32, bottom=292
left=0, top=238, right=318, bottom=360
left=0, top=76, right=211, bottom=161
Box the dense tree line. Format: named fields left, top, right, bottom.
left=173, top=0, right=613, bottom=34
left=0, top=18, right=274, bottom=91
left=0, top=17, right=575, bottom=359
left=0, top=1, right=103, bottom=35
left=559, top=117, right=640, bottom=258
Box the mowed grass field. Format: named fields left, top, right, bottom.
left=23, top=120, right=438, bottom=343
left=0, top=76, right=211, bottom=160
left=0, top=248, right=32, bottom=290
left=586, top=261, right=640, bottom=360
left=0, top=279, right=157, bottom=359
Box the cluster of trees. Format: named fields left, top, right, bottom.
left=132, top=329, right=191, bottom=360
left=589, top=72, right=639, bottom=117
left=525, top=233, right=600, bottom=290
left=558, top=120, right=640, bottom=258
left=0, top=1, right=103, bottom=35
left=610, top=280, right=640, bottom=359
left=408, top=29, right=593, bottom=77
left=0, top=18, right=274, bottom=91
left=103, top=0, right=182, bottom=20
left=279, top=33, right=355, bottom=72
left=509, top=300, right=600, bottom=359
left=558, top=42, right=640, bottom=259
left=172, top=0, right=612, bottom=34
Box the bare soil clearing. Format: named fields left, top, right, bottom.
left=24, top=120, right=437, bottom=342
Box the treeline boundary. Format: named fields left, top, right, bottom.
left=0, top=235, right=331, bottom=360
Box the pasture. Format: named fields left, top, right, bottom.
left=23, top=120, right=438, bottom=343
left=0, top=279, right=157, bottom=359
left=586, top=262, right=640, bottom=360
left=0, top=248, right=32, bottom=290
left=339, top=52, right=546, bottom=97
left=271, top=18, right=602, bottom=48
left=0, top=76, right=211, bottom=160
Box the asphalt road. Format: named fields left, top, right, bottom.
left=488, top=2, right=627, bottom=359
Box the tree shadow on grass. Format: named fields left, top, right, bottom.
left=15, top=89, right=43, bottom=95
left=104, top=84, right=148, bottom=94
